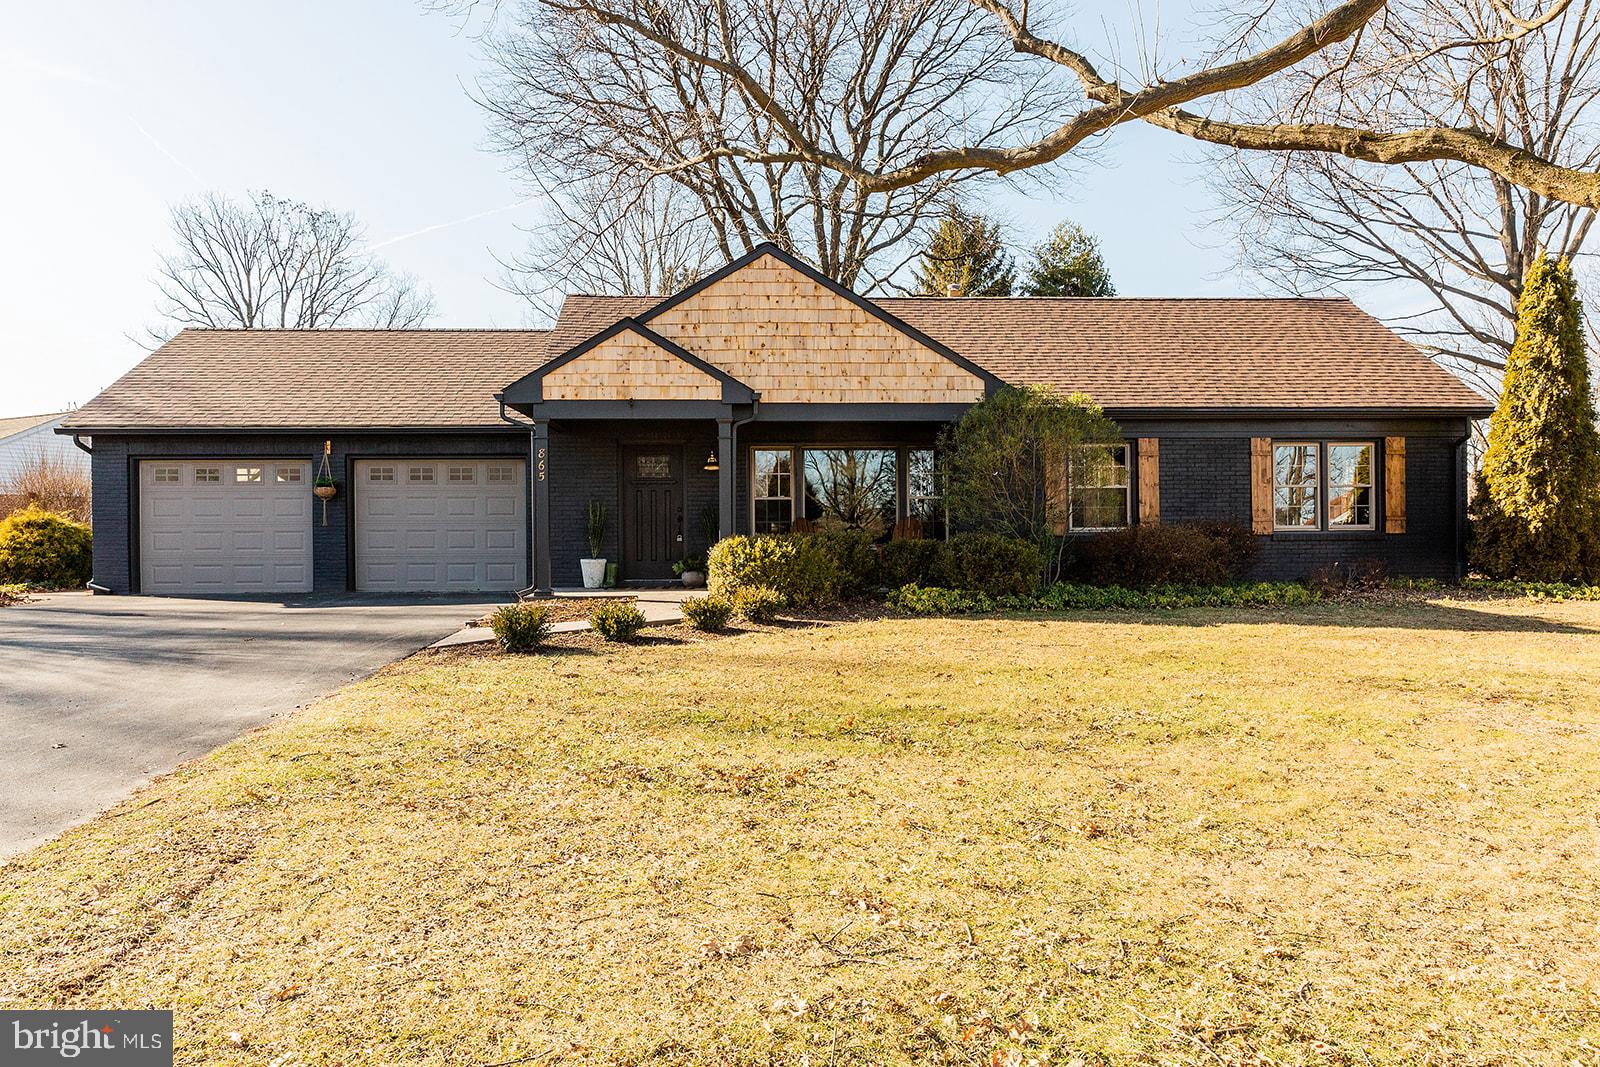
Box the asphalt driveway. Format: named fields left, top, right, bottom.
left=0, top=592, right=507, bottom=859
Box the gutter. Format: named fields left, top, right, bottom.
left=70, top=433, right=92, bottom=456
left=1452, top=428, right=1474, bottom=582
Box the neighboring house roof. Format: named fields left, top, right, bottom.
left=61, top=330, right=554, bottom=432
left=62, top=271, right=1491, bottom=433
left=0, top=412, right=68, bottom=441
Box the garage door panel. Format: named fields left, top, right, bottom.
left=139, top=460, right=313, bottom=595
left=355, top=459, right=526, bottom=592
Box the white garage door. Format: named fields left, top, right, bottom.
left=354, top=459, right=527, bottom=592
left=138, top=460, right=313, bottom=594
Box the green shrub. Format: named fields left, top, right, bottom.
left=0, top=506, right=92, bottom=589
left=878, top=538, right=946, bottom=589
left=707, top=535, right=841, bottom=607
left=810, top=529, right=880, bottom=596
left=682, top=594, right=734, bottom=631
left=888, top=580, right=1319, bottom=615
left=1071, top=522, right=1259, bottom=588
left=490, top=602, right=555, bottom=653
left=590, top=601, right=647, bottom=641
left=1460, top=577, right=1600, bottom=601
left=933, top=533, right=1042, bottom=596
left=732, top=585, right=787, bottom=623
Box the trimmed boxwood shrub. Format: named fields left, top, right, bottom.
left=810, top=529, right=879, bottom=596
left=932, top=533, right=1043, bottom=596
left=490, top=602, right=555, bottom=653
left=878, top=538, right=945, bottom=590
left=0, top=506, right=92, bottom=589
left=731, top=585, right=786, bottom=623
left=682, top=594, right=734, bottom=631
left=707, top=535, right=841, bottom=607
left=1070, top=522, right=1258, bottom=588
left=590, top=601, right=647, bottom=641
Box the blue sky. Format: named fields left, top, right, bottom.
left=4, top=0, right=1260, bottom=415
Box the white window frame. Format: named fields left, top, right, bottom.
left=487, top=464, right=515, bottom=484
left=1272, top=442, right=1323, bottom=532
left=152, top=466, right=180, bottom=484
left=234, top=466, right=263, bottom=484
left=1067, top=442, right=1132, bottom=532
left=275, top=465, right=303, bottom=484
left=447, top=465, right=477, bottom=484
left=368, top=466, right=396, bottom=482
left=408, top=465, right=436, bottom=483
left=751, top=447, right=796, bottom=534
left=194, top=466, right=221, bottom=484
left=1326, top=441, right=1376, bottom=531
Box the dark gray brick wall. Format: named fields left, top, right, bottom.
left=1151, top=432, right=1463, bottom=581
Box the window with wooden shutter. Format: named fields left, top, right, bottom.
left=1385, top=436, right=1407, bottom=534
left=1250, top=438, right=1273, bottom=534
left=1137, top=438, right=1160, bottom=525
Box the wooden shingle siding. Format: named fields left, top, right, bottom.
left=645, top=255, right=985, bottom=405
left=1385, top=436, right=1407, bottom=534
left=1250, top=437, right=1273, bottom=534
left=1137, top=438, right=1160, bottom=525
left=541, top=331, right=723, bottom=401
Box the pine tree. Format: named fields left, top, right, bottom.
left=1021, top=221, right=1116, bottom=296
left=911, top=206, right=1015, bottom=296
left=1470, top=254, right=1600, bottom=581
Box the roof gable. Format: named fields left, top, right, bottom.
left=624, top=245, right=994, bottom=405
left=501, top=319, right=755, bottom=405
left=0, top=412, right=67, bottom=441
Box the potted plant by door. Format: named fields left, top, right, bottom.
left=580, top=501, right=608, bottom=589
left=673, top=555, right=706, bottom=588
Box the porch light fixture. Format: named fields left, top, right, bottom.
left=703, top=450, right=720, bottom=472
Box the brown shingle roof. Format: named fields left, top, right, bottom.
left=63, top=330, right=556, bottom=432
left=63, top=294, right=1490, bottom=432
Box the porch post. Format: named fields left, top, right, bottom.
left=717, top=417, right=735, bottom=539
left=532, top=420, right=553, bottom=593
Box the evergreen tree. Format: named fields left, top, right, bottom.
left=1470, top=254, right=1600, bottom=581
left=911, top=206, right=1014, bottom=296
left=1021, top=221, right=1116, bottom=296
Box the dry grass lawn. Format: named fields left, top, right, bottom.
left=3, top=598, right=1600, bottom=1065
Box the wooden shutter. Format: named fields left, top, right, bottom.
left=1137, top=438, right=1160, bottom=525
left=1385, top=436, right=1407, bottom=534
left=1250, top=438, right=1274, bottom=534
left=1046, top=444, right=1067, bottom=536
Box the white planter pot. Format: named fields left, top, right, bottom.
left=680, top=570, right=705, bottom=588
left=580, top=558, right=607, bottom=589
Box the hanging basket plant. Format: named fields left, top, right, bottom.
left=314, top=443, right=337, bottom=525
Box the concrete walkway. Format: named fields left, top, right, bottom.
left=431, top=587, right=694, bottom=648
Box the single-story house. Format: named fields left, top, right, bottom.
left=59, top=244, right=1491, bottom=596
left=1, top=411, right=91, bottom=487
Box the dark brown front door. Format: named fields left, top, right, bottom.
left=621, top=446, right=683, bottom=580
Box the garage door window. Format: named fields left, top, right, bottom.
left=448, top=465, right=476, bottom=483
left=368, top=466, right=395, bottom=482
left=153, top=466, right=180, bottom=483
left=235, top=466, right=262, bottom=484
left=487, top=465, right=515, bottom=483
left=195, top=467, right=220, bottom=483
left=409, top=465, right=435, bottom=483
left=276, top=465, right=303, bottom=483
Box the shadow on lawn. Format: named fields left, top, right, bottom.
left=995, top=599, right=1600, bottom=635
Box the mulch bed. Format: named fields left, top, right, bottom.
left=468, top=596, right=637, bottom=627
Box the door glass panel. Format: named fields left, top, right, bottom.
left=636, top=454, right=671, bottom=479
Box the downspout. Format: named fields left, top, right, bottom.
left=729, top=395, right=761, bottom=532
left=68, top=435, right=112, bottom=592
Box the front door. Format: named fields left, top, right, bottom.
left=621, top=446, right=683, bottom=581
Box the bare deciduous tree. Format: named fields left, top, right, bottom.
left=464, top=0, right=1600, bottom=209
left=471, top=0, right=1067, bottom=290
left=505, top=177, right=723, bottom=312
left=1214, top=0, right=1600, bottom=392
left=151, top=191, right=436, bottom=339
